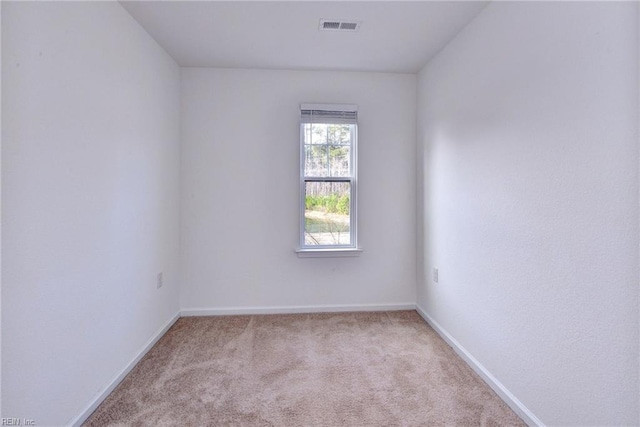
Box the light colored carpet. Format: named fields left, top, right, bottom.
left=84, top=311, right=525, bottom=426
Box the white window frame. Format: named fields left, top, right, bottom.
left=297, top=103, right=361, bottom=257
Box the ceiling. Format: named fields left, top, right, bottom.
left=120, top=1, right=488, bottom=74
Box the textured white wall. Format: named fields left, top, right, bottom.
left=417, top=2, right=639, bottom=425
left=2, top=3, right=180, bottom=425
left=0, top=1, right=3, bottom=417
left=180, top=68, right=416, bottom=311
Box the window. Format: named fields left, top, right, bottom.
left=299, top=104, right=359, bottom=253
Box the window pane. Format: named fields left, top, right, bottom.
left=303, top=124, right=327, bottom=145
left=327, top=124, right=351, bottom=145
left=305, top=181, right=351, bottom=246
left=304, top=144, right=328, bottom=177
left=329, top=145, right=350, bottom=177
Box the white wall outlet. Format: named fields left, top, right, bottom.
left=433, top=267, right=439, bottom=283
left=157, top=272, right=163, bottom=289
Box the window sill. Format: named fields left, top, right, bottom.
left=295, top=248, right=363, bottom=258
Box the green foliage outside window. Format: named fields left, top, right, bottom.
left=305, top=194, right=350, bottom=215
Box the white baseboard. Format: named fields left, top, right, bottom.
left=181, top=303, right=416, bottom=317
left=68, top=312, right=181, bottom=427
left=415, top=305, right=544, bottom=427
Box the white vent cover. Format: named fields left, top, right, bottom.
left=319, top=19, right=361, bottom=32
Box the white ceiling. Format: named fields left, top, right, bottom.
left=120, top=1, right=488, bottom=74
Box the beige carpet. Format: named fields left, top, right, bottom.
left=84, top=311, right=525, bottom=426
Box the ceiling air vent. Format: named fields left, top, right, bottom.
left=319, top=19, right=361, bottom=32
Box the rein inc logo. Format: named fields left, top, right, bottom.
left=1, top=419, right=35, bottom=426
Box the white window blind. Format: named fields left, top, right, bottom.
left=300, top=108, right=358, bottom=125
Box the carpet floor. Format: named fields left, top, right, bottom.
left=83, top=311, right=525, bottom=426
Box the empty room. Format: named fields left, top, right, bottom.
left=2, top=1, right=639, bottom=426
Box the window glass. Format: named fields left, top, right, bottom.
left=304, top=182, right=351, bottom=246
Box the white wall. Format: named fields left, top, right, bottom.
left=0, top=0, right=3, bottom=417
left=2, top=2, right=180, bottom=425
left=417, top=2, right=639, bottom=425
left=180, top=68, right=416, bottom=312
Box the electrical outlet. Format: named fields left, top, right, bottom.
left=157, top=272, right=163, bottom=289
left=433, top=267, right=439, bottom=283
